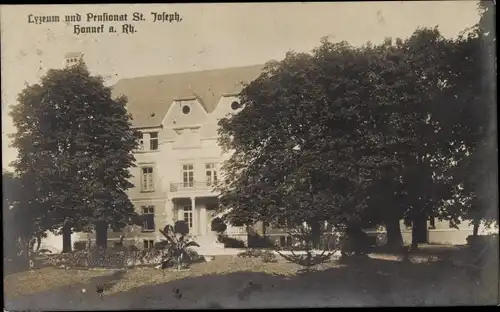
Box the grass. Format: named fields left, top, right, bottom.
left=4, top=267, right=112, bottom=298
left=109, top=255, right=337, bottom=294
left=4, top=245, right=498, bottom=309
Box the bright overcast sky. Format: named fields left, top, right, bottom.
left=1, top=2, right=480, bottom=171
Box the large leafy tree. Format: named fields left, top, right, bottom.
left=216, top=41, right=401, bottom=245
left=384, top=28, right=459, bottom=248
left=3, top=171, right=48, bottom=265
left=438, top=1, right=497, bottom=233
left=9, top=62, right=140, bottom=252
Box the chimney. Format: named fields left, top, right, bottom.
left=64, top=52, right=84, bottom=67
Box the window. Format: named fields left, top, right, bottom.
left=231, top=101, right=240, bottom=110
left=182, top=164, right=194, bottom=188
left=141, top=206, right=155, bottom=231
left=149, top=132, right=158, bottom=150
left=143, top=240, right=154, bottom=249
left=205, top=163, right=218, bottom=186
left=183, top=205, right=193, bottom=228
left=136, top=132, right=144, bottom=151
left=279, top=236, right=292, bottom=249
left=141, top=167, right=154, bottom=192
left=182, top=105, right=191, bottom=114
left=429, top=217, right=436, bottom=229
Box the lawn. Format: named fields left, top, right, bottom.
left=4, top=246, right=498, bottom=309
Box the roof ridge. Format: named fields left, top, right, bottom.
left=115, top=63, right=265, bottom=83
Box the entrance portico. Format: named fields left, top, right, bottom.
left=169, top=196, right=219, bottom=239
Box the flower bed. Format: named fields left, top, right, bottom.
left=45, top=246, right=206, bottom=269
left=46, top=247, right=164, bottom=269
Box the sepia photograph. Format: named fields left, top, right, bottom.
left=1, top=1, right=498, bottom=309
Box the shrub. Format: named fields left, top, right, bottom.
left=247, top=234, right=275, bottom=248
left=157, top=222, right=200, bottom=271
left=219, top=235, right=245, bottom=248
left=261, top=250, right=278, bottom=263
left=127, top=245, right=140, bottom=252
left=174, top=220, right=190, bottom=236
left=211, top=217, right=227, bottom=234
left=73, top=241, right=87, bottom=251
left=45, top=247, right=162, bottom=269
left=273, top=224, right=338, bottom=272
left=186, top=248, right=205, bottom=264
left=237, top=249, right=264, bottom=258
left=236, top=249, right=277, bottom=262
left=340, top=228, right=370, bottom=257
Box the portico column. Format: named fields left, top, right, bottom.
left=190, top=197, right=197, bottom=235
left=166, top=199, right=174, bottom=225
left=200, top=206, right=207, bottom=236
left=176, top=200, right=183, bottom=223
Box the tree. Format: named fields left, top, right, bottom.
left=431, top=1, right=497, bottom=234
left=3, top=171, right=47, bottom=268
left=361, top=29, right=466, bottom=249
left=9, top=62, right=140, bottom=252
left=275, top=222, right=339, bottom=273
left=216, top=41, right=400, bottom=246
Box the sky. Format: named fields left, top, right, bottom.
left=1, top=2, right=481, bottom=171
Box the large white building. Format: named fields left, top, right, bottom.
left=38, top=53, right=496, bottom=252
left=103, top=63, right=265, bottom=249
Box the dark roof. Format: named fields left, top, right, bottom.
left=111, top=64, right=265, bottom=127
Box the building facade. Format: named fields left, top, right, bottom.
left=104, top=64, right=265, bottom=249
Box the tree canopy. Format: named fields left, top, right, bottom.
left=9, top=62, right=140, bottom=251
left=216, top=4, right=497, bottom=248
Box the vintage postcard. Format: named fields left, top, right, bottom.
left=2, top=2, right=498, bottom=309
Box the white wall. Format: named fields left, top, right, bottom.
left=39, top=230, right=80, bottom=254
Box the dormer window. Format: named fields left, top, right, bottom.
left=135, top=131, right=159, bottom=152
left=182, top=105, right=191, bottom=114
left=136, top=132, right=145, bottom=151
left=231, top=101, right=241, bottom=110
left=149, top=132, right=158, bottom=150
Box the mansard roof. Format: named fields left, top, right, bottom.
left=111, top=64, right=264, bottom=128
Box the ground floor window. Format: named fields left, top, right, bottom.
left=279, top=235, right=292, bottom=249
left=143, top=240, right=154, bottom=249
left=429, top=217, right=436, bottom=229
left=183, top=205, right=193, bottom=229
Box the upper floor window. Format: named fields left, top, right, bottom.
left=205, top=163, right=218, bottom=186
left=141, top=167, right=154, bottom=192
left=149, top=132, right=158, bottom=150
left=135, top=131, right=159, bottom=152
left=183, top=164, right=194, bottom=188
left=136, top=132, right=145, bottom=151
left=141, top=206, right=155, bottom=232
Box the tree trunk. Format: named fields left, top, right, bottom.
left=385, top=216, right=403, bottom=251
left=411, top=215, right=427, bottom=250
left=95, top=221, right=108, bottom=249
left=309, top=220, right=321, bottom=250
left=62, top=224, right=72, bottom=253
left=35, top=234, right=41, bottom=252
left=411, top=224, right=419, bottom=250
left=472, top=220, right=480, bottom=236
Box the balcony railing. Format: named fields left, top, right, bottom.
left=170, top=182, right=217, bottom=192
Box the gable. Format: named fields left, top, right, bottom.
left=163, top=98, right=208, bottom=128
left=201, top=95, right=243, bottom=139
